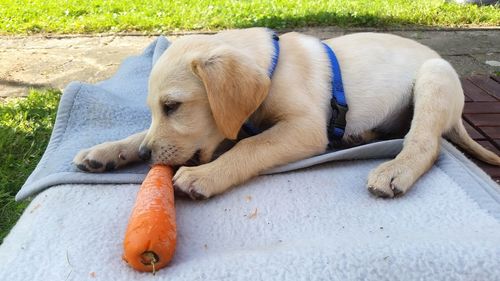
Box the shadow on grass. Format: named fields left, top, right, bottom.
left=0, top=89, right=60, bottom=243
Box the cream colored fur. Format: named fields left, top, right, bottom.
left=74, top=28, right=500, bottom=199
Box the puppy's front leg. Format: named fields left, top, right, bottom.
left=74, top=131, right=146, bottom=172
left=173, top=119, right=328, bottom=199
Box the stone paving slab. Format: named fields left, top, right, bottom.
left=0, top=28, right=499, bottom=98
left=0, top=36, right=157, bottom=97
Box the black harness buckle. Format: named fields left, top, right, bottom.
left=327, top=98, right=348, bottom=149
left=331, top=99, right=348, bottom=129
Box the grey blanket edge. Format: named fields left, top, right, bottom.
left=16, top=81, right=84, bottom=201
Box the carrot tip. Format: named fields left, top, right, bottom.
left=141, top=251, right=159, bottom=275
left=140, top=251, right=159, bottom=265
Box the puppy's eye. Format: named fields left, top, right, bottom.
left=163, top=102, right=181, bottom=115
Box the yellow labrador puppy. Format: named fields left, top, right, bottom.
left=74, top=28, right=500, bottom=199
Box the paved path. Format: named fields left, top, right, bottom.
left=1, top=28, right=499, bottom=97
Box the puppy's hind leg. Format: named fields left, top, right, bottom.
left=368, top=58, right=465, bottom=198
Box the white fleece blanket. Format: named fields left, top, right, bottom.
left=2, top=36, right=500, bottom=280
left=1, top=141, right=500, bottom=281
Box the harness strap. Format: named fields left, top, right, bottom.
left=242, top=35, right=349, bottom=148
left=268, top=32, right=280, bottom=78
left=322, top=42, right=348, bottom=148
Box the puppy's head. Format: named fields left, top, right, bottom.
left=140, top=35, right=271, bottom=166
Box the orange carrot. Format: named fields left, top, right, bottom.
left=122, top=165, right=176, bottom=273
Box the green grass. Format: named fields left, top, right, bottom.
left=0, top=89, right=60, bottom=243
left=0, top=0, right=499, bottom=34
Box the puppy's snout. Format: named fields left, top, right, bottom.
left=138, top=145, right=152, bottom=161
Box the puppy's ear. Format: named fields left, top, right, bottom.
left=191, top=47, right=270, bottom=140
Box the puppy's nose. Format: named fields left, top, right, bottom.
left=138, top=146, right=152, bottom=161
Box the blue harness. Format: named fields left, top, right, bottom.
left=322, top=42, right=348, bottom=148
left=242, top=32, right=348, bottom=148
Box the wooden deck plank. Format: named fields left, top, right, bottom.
left=477, top=140, right=499, bottom=154
left=494, top=139, right=500, bottom=148
left=463, top=102, right=500, bottom=114
left=480, top=127, right=500, bottom=140
left=463, top=114, right=500, bottom=127
left=460, top=78, right=496, bottom=102
left=468, top=75, right=500, bottom=100
left=463, top=120, right=486, bottom=140
left=460, top=75, right=499, bottom=182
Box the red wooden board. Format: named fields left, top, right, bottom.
left=460, top=75, right=500, bottom=182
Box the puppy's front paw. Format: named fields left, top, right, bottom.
left=173, top=165, right=222, bottom=200
left=73, top=142, right=137, bottom=173
left=367, top=160, right=416, bottom=198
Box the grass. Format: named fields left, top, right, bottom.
left=0, top=89, right=60, bottom=243
left=0, top=0, right=499, bottom=34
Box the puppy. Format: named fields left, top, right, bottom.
left=74, top=28, right=500, bottom=199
